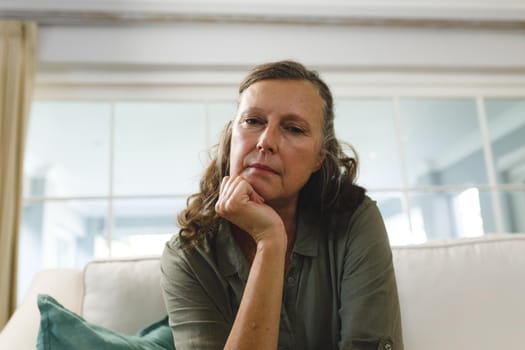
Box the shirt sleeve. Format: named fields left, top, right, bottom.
left=160, top=238, right=230, bottom=350
left=338, top=199, right=404, bottom=350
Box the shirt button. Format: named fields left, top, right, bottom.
left=384, top=344, right=392, bottom=350
left=287, top=276, right=296, bottom=285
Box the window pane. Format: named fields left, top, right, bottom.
left=336, top=99, right=403, bottom=188
left=114, top=102, right=207, bottom=195
left=110, top=198, right=183, bottom=257
left=498, top=190, right=525, bottom=233
left=24, top=102, right=111, bottom=197
left=207, top=102, right=236, bottom=147
left=408, top=189, right=494, bottom=241
left=18, top=200, right=108, bottom=303
left=399, top=99, right=488, bottom=187
left=485, top=99, right=525, bottom=185
left=370, top=192, right=414, bottom=245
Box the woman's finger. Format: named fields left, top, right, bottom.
left=217, top=175, right=264, bottom=214
left=217, top=175, right=246, bottom=213
left=220, top=175, right=240, bottom=204
left=216, top=176, right=230, bottom=212
left=223, top=176, right=249, bottom=211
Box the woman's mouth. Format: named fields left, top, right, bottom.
left=249, top=163, right=279, bottom=174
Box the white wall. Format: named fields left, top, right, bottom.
left=3, top=0, right=524, bottom=95
left=38, top=23, right=525, bottom=69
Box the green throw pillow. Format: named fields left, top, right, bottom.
left=37, top=294, right=175, bottom=350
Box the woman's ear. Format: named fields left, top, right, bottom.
left=312, top=150, right=326, bottom=172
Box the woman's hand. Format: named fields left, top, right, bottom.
left=215, top=175, right=286, bottom=244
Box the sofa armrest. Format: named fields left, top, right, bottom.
left=0, top=268, right=83, bottom=350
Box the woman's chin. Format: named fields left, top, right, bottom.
left=241, top=175, right=270, bottom=195
left=252, top=186, right=298, bottom=210
left=250, top=184, right=275, bottom=202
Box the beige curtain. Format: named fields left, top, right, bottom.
left=0, top=21, right=37, bottom=330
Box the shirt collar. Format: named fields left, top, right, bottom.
left=293, top=208, right=321, bottom=257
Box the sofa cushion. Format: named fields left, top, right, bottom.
left=392, top=234, right=525, bottom=350
left=37, top=294, right=174, bottom=350
left=82, top=256, right=166, bottom=334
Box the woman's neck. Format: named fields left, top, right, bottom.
left=267, top=197, right=298, bottom=238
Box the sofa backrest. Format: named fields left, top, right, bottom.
left=393, top=234, right=525, bottom=350
left=81, top=234, right=525, bottom=349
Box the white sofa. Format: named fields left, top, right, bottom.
left=1, top=234, right=525, bottom=350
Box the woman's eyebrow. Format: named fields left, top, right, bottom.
left=240, top=107, right=265, bottom=115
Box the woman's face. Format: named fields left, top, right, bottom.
left=229, top=79, right=325, bottom=208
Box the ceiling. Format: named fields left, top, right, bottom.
left=2, top=0, right=525, bottom=27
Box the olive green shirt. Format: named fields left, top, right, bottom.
left=160, top=196, right=403, bottom=350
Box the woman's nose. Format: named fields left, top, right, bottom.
left=256, top=125, right=279, bottom=153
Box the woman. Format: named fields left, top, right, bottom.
left=160, top=61, right=403, bottom=350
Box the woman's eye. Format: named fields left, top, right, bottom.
left=285, top=125, right=305, bottom=134
left=242, top=117, right=262, bottom=126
